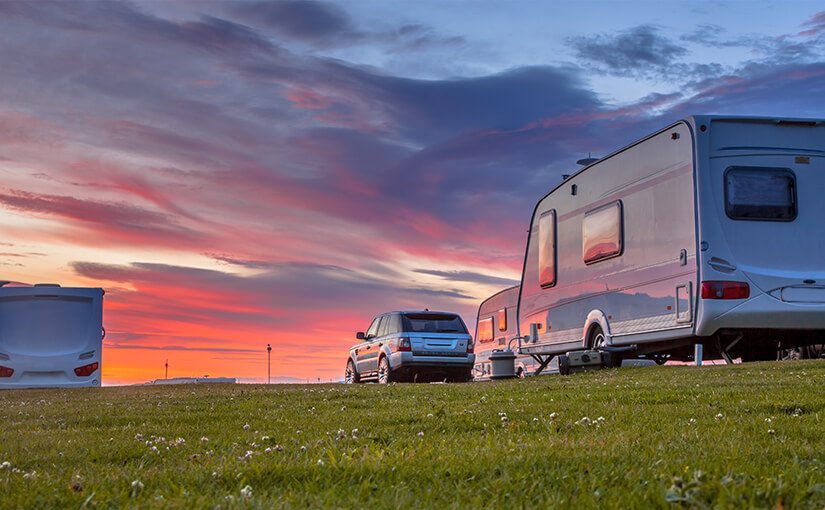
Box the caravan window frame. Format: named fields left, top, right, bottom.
left=477, top=317, right=494, bottom=343
left=582, top=200, right=624, bottom=265
left=538, top=209, right=557, bottom=288
left=724, top=166, right=797, bottom=222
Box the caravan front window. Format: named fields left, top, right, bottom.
left=478, top=317, right=494, bottom=343
left=724, top=167, right=796, bottom=221
left=583, top=201, right=623, bottom=264
left=538, top=210, right=557, bottom=288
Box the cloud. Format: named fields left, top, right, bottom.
left=568, top=25, right=688, bottom=77
left=413, top=269, right=519, bottom=287
left=230, top=1, right=358, bottom=48
left=0, top=188, right=204, bottom=249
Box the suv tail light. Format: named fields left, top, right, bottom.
left=74, top=362, right=99, bottom=377
left=395, top=338, right=411, bottom=352
left=701, top=281, right=750, bottom=300
left=0, top=365, right=13, bottom=378
left=467, top=341, right=474, bottom=354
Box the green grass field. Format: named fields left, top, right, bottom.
left=2, top=360, right=825, bottom=509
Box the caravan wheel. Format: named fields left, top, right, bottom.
left=589, top=326, right=607, bottom=350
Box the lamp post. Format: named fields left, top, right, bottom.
left=267, top=344, right=272, bottom=384
left=165, top=359, right=168, bottom=380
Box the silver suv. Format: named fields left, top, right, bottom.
left=345, top=311, right=474, bottom=383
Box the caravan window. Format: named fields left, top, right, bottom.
left=477, top=317, right=494, bottom=343
left=583, top=201, right=623, bottom=264
left=498, top=308, right=507, bottom=331
left=724, top=167, right=796, bottom=221
left=538, top=210, right=557, bottom=288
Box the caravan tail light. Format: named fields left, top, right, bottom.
left=74, top=362, right=99, bottom=377
left=701, top=281, right=750, bottom=300
left=395, top=338, right=411, bottom=352
left=0, top=365, right=13, bottom=378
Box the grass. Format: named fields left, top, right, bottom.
left=2, top=361, right=825, bottom=508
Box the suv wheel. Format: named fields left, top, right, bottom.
left=345, top=360, right=359, bottom=384
left=377, top=356, right=393, bottom=384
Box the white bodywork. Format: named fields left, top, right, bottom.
left=0, top=284, right=104, bottom=388
left=519, top=116, right=825, bottom=362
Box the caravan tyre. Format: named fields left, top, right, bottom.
left=558, top=355, right=570, bottom=376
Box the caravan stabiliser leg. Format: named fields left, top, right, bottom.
left=716, top=334, right=742, bottom=364
left=529, top=354, right=555, bottom=376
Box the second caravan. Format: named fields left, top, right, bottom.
left=518, top=116, right=825, bottom=367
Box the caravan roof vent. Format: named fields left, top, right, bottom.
left=34, top=283, right=61, bottom=287
left=576, top=157, right=599, bottom=166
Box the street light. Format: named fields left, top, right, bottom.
left=267, top=344, right=272, bottom=384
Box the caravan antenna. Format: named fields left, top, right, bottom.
left=576, top=153, right=598, bottom=166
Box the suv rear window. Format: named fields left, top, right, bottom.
left=725, top=166, right=796, bottom=221
left=402, top=313, right=468, bottom=333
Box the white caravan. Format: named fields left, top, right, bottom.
left=0, top=283, right=104, bottom=388
left=518, top=116, right=825, bottom=369
left=474, top=286, right=537, bottom=379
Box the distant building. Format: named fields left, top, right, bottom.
left=146, top=376, right=236, bottom=385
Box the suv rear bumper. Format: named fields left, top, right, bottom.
left=389, top=351, right=475, bottom=369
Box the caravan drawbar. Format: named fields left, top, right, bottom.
left=517, top=116, right=825, bottom=369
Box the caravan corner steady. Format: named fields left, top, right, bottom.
left=517, top=116, right=825, bottom=372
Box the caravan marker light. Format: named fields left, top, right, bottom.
left=74, top=362, right=99, bottom=377
left=701, top=281, right=750, bottom=300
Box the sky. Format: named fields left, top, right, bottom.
left=1, top=1, right=824, bottom=385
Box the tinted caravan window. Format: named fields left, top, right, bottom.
left=498, top=308, right=507, bottom=332
left=538, top=210, right=557, bottom=288
left=477, top=317, right=494, bottom=343
left=403, top=313, right=468, bottom=333
left=583, top=201, right=623, bottom=264
left=725, top=167, right=796, bottom=221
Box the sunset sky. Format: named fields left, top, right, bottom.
left=1, top=1, right=825, bottom=384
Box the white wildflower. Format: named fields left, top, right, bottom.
left=317, top=459, right=325, bottom=466
left=427, top=413, right=434, bottom=418
left=240, top=485, right=253, bottom=498
left=417, top=431, right=424, bottom=437
left=715, top=413, right=723, bottom=420
left=243, top=423, right=250, bottom=430
left=264, top=447, right=272, bottom=453
left=0, top=461, right=10, bottom=470
left=134, top=434, right=143, bottom=441
left=768, top=429, right=776, bottom=434
left=131, top=480, right=144, bottom=494
left=549, top=412, right=559, bottom=420
left=200, top=437, right=209, bottom=443
left=300, top=446, right=307, bottom=452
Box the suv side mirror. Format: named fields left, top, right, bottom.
left=356, top=332, right=365, bottom=340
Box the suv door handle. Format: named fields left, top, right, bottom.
left=378, top=343, right=383, bottom=347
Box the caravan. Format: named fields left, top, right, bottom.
left=518, top=116, right=825, bottom=368
left=0, top=283, right=104, bottom=388
left=474, top=286, right=555, bottom=379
